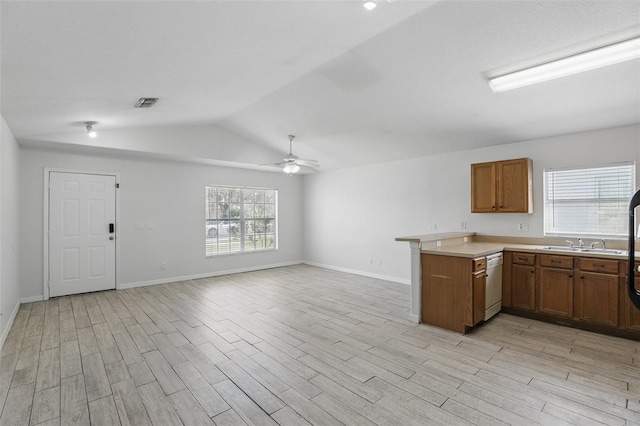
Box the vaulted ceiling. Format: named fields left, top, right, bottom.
left=2, top=1, right=639, bottom=172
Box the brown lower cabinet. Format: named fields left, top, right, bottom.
left=623, top=263, right=640, bottom=332
left=539, top=267, right=573, bottom=318
left=422, top=251, right=640, bottom=339
left=502, top=252, right=640, bottom=340
left=511, top=264, right=536, bottom=311
left=421, top=253, right=486, bottom=334
left=575, top=272, right=619, bottom=327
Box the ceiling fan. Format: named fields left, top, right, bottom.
left=262, top=135, right=320, bottom=174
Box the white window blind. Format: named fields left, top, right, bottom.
left=544, top=162, right=635, bottom=238
left=205, top=186, right=278, bottom=256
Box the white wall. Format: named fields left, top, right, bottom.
left=302, top=125, right=640, bottom=283
left=1, top=115, right=21, bottom=343
left=19, top=148, right=303, bottom=300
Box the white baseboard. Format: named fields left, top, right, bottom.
left=21, top=295, right=45, bottom=303
left=407, top=313, right=420, bottom=324
left=119, top=260, right=304, bottom=289
left=0, top=295, right=45, bottom=348
left=0, top=299, right=21, bottom=349
left=302, top=261, right=411, bottom=285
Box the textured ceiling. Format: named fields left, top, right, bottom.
left=2, top=0, right=639, bottom=171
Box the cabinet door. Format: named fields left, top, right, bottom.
left=625, top=275, right=640, bottom=331
left=576, top=272, right=619, bottom=327
left=497, top=158, right=532, bottom=213
left=539, top=268, right=573, bottom=318
left=422, top=254, right=470, bottom=334
left=471, top=162, right=496, bottom=213
left=473, top=271, right=486, bottom=325
left=511, top=264, right=536, bottom=311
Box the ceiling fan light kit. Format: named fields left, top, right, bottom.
left=85, top=121, right=97, bottom=138
left=261, top=134, right=319, bottom=175
left=363, top=0, right=376, bottom=11
left=283, top=163, right=301, bottom=175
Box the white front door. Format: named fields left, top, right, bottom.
left=49, top=172, right=116, bottom=297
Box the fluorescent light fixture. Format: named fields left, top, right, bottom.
left=489, top=37, right=640, bottom=93
left=85, top=122, right=97, bottom=138
left=283, top=163, right=300, bottom=175
left=363, top=0, right=376, bottom=10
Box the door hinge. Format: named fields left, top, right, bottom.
left=116, top=183, right=120, bottom=188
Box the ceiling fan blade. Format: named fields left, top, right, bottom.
left=296, top=159, right=320, bottom=170
left=259, top=162, right=286, bottom=167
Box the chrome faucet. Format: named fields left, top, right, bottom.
left=589, top=239, right=607, bottom=249
left=578, top=237, right=584, bottom=248
left=565, top=240, right=575, bottom=248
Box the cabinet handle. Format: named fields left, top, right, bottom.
left=569, top=275, right=573, bottom=278
left=499, top=205, right=504, bottom=208
left=530, top=269, right=535, bottom=274
left=592, top=263, right=605, bottom=268
left=550, top=260, right=561, bottom=264
left=491, top=206, right=496, bottom=210
left=518, top=257, right=528, bottom=261
left=580, top=275, right=585, bottom=279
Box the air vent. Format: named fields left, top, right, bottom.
left=134, top=98, right=158, bottom=108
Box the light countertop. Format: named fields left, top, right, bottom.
left=395, top=232, right=475, bottom=243
left=420, top=242, right=634, bottom=260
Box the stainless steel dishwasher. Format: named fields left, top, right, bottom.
left=485, top=252, right=503, bottom=320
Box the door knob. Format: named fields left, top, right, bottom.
left=109, top=236, right=114, bottom=240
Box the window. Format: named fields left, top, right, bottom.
left=205, top=186, right=277, bottom=256
left=544, top=162, right=635, bottom=238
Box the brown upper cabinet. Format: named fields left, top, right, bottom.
left=471, top=158, right=533, bottom=213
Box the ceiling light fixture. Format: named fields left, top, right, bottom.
left=85, top=122, right=97, bottom=138
left=363, top=0, right=376, bottom=10
left=283, top=163, right=300, bottom=175
left=134, top=97, right=159, bottom=108
left=489, top=36, right=640, bottom=93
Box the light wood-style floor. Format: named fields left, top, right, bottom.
left=1, top=265, right=639, bottom=425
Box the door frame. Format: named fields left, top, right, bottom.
left=43, top=168, right=121, bottom=300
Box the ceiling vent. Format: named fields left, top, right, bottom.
left=134, top=97, right=158, bottom=108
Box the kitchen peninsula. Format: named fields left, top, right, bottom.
left=396, top=232, right=640, bottom=340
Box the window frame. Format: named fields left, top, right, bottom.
left=205, top=185, right=278, bottom=257
left=543, top=161, right=636, bottom=239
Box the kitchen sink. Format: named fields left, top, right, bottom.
left=538, top=246, right=625, bottom=255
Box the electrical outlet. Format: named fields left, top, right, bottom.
left=463, top=237, right=468, bottom=243
left=461, top=221, right=467, bottom=230
left=161, top=262, right=166, bottom=270
left=436, top=240, right=442, bottom=247
left=428, top=223, right=437, bottom=231
left=518, top=223, right=529, bottom=232
left=378, top=259, right=382, bottom=265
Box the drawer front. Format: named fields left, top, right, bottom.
left=474, top=257, right=486, bottom=272
left=539, top=255, right=573, bottom=269
left=619, top=261, right=640, bottom=276
left=579, top=258, right=618, bottom=274
left=512, top=252, right=535, bottom=266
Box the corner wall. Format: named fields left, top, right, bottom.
left=18, top=147, right=303, bottom=300
left=1, top=115, right=21, bottom=344
left=302, top=125, right=640, bottom=283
